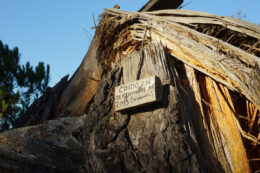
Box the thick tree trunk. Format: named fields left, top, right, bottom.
left=1, top=7, right=260, bottom=173
left=0, top=115, right=86, bottom=172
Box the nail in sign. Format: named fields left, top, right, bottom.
left=115, top=76, right=163, bottom=111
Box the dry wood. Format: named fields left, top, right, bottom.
left=147, top=9, right=260, bottom=39
left=1, top=7, right=259, bottom=173
left=0, top=115, right=86, bottom=172
left=104, top=8, right=260, bottom=111
left=96, top=8, right=260, bottom=172
left=139, top=0, right=183, bottom=12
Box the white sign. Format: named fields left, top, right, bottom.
left=115, top=76, right=162, bottom=111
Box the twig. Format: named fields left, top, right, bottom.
left=92, top=13, right=97, bottom=28
left=249, top=158, right=260, bottom=161
left=89, top=76, right=100, bottom=82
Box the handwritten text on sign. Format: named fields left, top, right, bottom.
left=115, top=76, right=162, bottom=111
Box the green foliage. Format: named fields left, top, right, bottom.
left=0, top=40, right=50, bottom=131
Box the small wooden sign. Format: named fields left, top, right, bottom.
left=115, top=76, right=163, bottom=112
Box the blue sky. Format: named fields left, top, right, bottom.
left=1, top=0, right=259, bottom=87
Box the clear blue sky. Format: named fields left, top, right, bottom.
left=1, top=0, right=259, bottom=87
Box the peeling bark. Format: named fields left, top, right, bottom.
left=1, top=7, right=259, bottom=173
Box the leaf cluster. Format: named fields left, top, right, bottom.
left=0, top=40, right=50, bottom=131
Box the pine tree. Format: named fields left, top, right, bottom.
left=0, top=40, right=50, bottom=131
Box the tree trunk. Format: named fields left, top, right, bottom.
left=1, top=7, right=260, bottom=173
